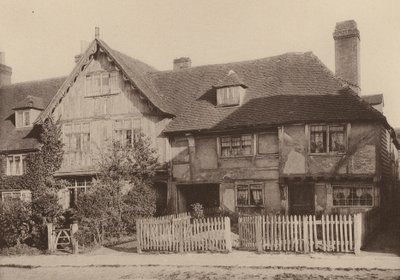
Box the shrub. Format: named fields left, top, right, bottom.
left=0, top=200, right=32, bottom=248
left=190, top=203, right=205, bottom=219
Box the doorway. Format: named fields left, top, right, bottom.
left=177, top=184, right=220, bottom=213
left=289, top=183, right=315, bottom=215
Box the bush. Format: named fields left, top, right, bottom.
left=190, top=203, right=204, bottom=219
left=0, top=200, right=32, bottom=248
left=0, top=243, right=43, bottom=256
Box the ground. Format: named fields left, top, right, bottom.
left=1, top=265, right=400, bottom=280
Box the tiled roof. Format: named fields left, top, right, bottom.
left=13, top=95, right=45, bottom=110
left=213, top=70, right=247, bottom=88
left=361, top=94, right=383, bottom=105
left=0, top=77, right=66, bottom=152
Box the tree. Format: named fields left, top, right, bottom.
left=75, top=132, right=159, bottom=244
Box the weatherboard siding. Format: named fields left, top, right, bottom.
left=53, top=52, right=169, bottom=174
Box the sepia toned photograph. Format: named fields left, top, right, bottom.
left=0, top=0, right=400, bottom=279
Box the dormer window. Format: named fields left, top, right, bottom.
left=85, top=71, right=119, bottom=97
left=214, top=70, right=247, bottom=107
left=13, top=95, right=44, bottom=128
left=217, top=87, right=241, bottom=106
left=16, top=110, right=31, bottom=128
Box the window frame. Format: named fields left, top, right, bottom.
left=309, top=124, right=347, bottom=155
left=257, top=132, right=279, bottom=155
left=63, top=123, right=91, bottom=153
left=113, top=118, right=142, bottom=147
left=332, top=183, right=374, bottom=208
left=85, top=70, right=120, bottom=97
left=1, top=190, right=32, bottom=202
left=216, top=86, right=241, bottom=107
left=67, top=178, right=92, bottom=208
left=6, top=154, right=27, bottom=176
left=235, top=182, right=264, bottom=207
left=15, top=110, right=32, bottom=128
left=219, top=134, right=253, bottom=158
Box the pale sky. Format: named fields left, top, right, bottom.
left=1, top=0, right=400, bottom=126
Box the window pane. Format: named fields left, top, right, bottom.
left=23, top=111, right=30, bottom=126
left=258, top=133, right=278, bottom=154
left=237, top=186, right=249, bottom=205
left=16, top=111, right=23, bottom=128
left=310, top=126, right=327, bottom=153
left=15, top=156, right=21, bottom=175
left=330, top=126, right=345, bottom=152
left=250, top=186, right=263, bottom=205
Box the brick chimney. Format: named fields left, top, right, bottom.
left=173, top=57, right=191, bottom=70
left=333, top=20, right=361, bottom=94
left=0, top=52, right=12, bottom=87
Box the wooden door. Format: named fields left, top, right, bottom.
left=289, top=183, right=315, bottom=215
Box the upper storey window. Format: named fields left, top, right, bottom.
left=15, top=110, right=31, bottom=128
left=6, top=154, right=27, bottom=176
left=214, top=70, right=247, bottom=107
left=310, top=124, right=346, bottom=154
left=85, top=71, right=119, bottom=97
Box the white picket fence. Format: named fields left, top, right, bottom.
left=136, top=215, right=232, bottom=253
left=239, top=214, right=362, bottom=254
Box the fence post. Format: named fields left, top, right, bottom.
left=47, top=223, right=54, bottom=253
left=354, top=213, right=362, bottom=255
left=303, top=216, right=309, bottom=253
left=224, top=217, right=232, bottom=252
left=136, top=219, right=142, bottom=253
left=255, top=216, right=263, bottom=252
left=71, top=221, right=79, bottom=254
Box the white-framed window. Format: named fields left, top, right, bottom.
left=332, top=183, right=374, bottom=207
left=220, top=134, right=252, bottom=157
left=114, top=118, right=141, bottom=146
left=68, top=178, right=92, bottom=208
left=1, top=190, right=31, bottom=202
left=217, top=87, right=240, bottom=106
left=63, top=123, right=90, bottom=152
left=236, top=183, right=263, bottom=206
left=15, top=110, right=31, bottom=128
left=310, top=124, right=346, bottom=154
left=6, top=154, right=27, bottom=176
left=85, top=71, right=119, bottom=97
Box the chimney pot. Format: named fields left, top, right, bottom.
left=95, top=27, right=100, bottom=39
left=333, top=20, right=361, bottom=94
left=173, top=57, right=191, bottom=70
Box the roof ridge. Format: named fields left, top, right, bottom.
left=151, top=52, right=311, bottom=75
left=1, top=76, right=66, bottom=88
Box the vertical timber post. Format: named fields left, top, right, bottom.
left=354, top=213, right=362, bottom=255
left=47, top=223, right=53, bottom=253
left=136, top=219, right=142, bottom=253
left=71, top=221, right=79, bottom=254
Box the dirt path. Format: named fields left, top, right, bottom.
left=1, top=265, right=400, bottom=280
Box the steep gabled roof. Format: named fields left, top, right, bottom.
left=361, top=94, right=384, bottom=106
left=37, top=39, right=172, bottom=123
left=0, top=77, right=66, bottom=152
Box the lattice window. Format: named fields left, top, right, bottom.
left=63, top=123, right=90, bottom=152
left=236, top=183, right=263, bottom=206
left=220, top=134, right=252, bottom=157
left=332, top=184, right=374, bottom=207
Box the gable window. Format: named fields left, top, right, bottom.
left=220, top=134, right=252, bottom=157
left=310, top=124, right=346, bottom=154
left=332, top=184, right=374, bottom=207
left=114, top=118, right=141, bottom=146
left=6, top=154, right=27, bottom=176
left=15, top=110, right=31, bottom=128
left=64, top=123, right=90, bottom=152
left=86, top=71, right=119, bottom=97
left=217, top=87, right=240, bottom=106
left=236, top=183, right=263, bottom=206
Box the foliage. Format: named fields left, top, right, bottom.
left=0, top=117, right=65, bottom=251
left=0, top=200, right=32, bottom=248
left=75, top=133, right=159, bottom=246
left=190, top=203, right=205, bottom=219
left=0, top=243, right=43, bottom=256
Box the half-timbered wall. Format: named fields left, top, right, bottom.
left=53, top=51, right=170, bottom=174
